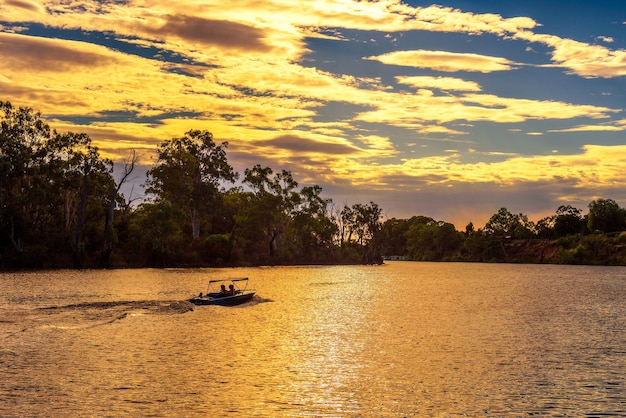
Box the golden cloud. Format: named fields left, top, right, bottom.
left=0, top=32, right=114, bottom=72
left=2, top=0, right=624, bottom=80
left=364, top=50, right=515, bottom=72
left=0, top=0, right=624, bottom=200
left=3, top=0, right=43, bottom=13
left=355, top=134, right=396, bottom=154
left=549, top=124, right=626, bottom=133
left=355, top=90, right=615, bottom=129
left=324, top=144, right=626, bottom=192
left=516, top=32, right=626, bottom=78
left=409, top=5, right=538, bottom=35
left=142, top=15, right=273, bottom=52
left=396, top=76, right=482, bottom=92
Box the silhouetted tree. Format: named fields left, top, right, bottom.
left=587, top=199, right=626, bottom=233
left=0, top=102, right=116, bottom=268
left=553, top=205, right=585, bottom=237
left=241, top=165, right=299, bottom=260
left=145, top=130, right=237, bottom=241
left=405, top=216, right=461, bottom=261
left=484, top=207, right=534, bottom=239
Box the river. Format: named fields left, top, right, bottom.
left=1, top=262, right=625, bottom=416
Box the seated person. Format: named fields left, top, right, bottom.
left=227, top=284, right=241, bottom=295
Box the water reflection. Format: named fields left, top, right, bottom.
left=1, top=264, right=625, bottom=416
left=276, top=268, right=374, bottom=415
left=208, top=266, right=381, bottom=416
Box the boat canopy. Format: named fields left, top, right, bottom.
left=207, top=278, right=249, bottom=284
left=206, top=278, right=250, bottom=292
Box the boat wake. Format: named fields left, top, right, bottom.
left=40, top=300, right=195, bottom=325
left=2, top=300, right=196, bottom=339
left=41, top=300, right=195, bottom=314
left=249, top=295, right=273, bottom=304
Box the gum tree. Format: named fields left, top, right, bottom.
left=241, top=165, right=299, bottom=260
left=587, top=199, right=626, bottom=233
left=0, top=101, right=115, bottom=268
left=146, top=130, right=237, bottom=241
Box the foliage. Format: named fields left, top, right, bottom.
left=403, top=216, right=462, bottom=261
left=0, top=101, right=114, bottom=268
left=380, top=218, right=411, bottom=257
left=4, top=101, right=626, bottom=269
left=484, top=208, right=534, bottom=239
left=145, top=130, right=237, bottom=241
left=587, top=199, right=626, bottom=233
left=553, top=205, right=585, bottom=237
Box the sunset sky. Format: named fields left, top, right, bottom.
left=2, top=0, right=626, bottom=228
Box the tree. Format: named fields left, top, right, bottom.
left=553, top=205, right=584, bottom=237
left=0, top=101, right=52, bottom=264
left=587, top=199, right=626, bottom=233
left=380, top=218, right=411, bottom=256
left=145, top=130, right=237, bottom=241
left=55, top=132, right=113, bottom=268
left=101, top=150, right=137, bottom=267
left=351, top=202, right=384, bottom=263
left=339, top=205, right=356, bottom=245
left=484, top=207, right=534, bottom=239
left=404, top=216, right=461, bottom=261
left=460, top=226, right=487, bottom=261
left=0, top=101, right=116, bottom=268
left=130, top=201, right=184, bottom=267
left=241, top=165, right=299, bottom=260
left=535, top=216, right=554, bottom=239
left=286, top=185, right=337, bottom=263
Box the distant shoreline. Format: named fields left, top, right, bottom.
left=4, top=235, right=626, bottom=272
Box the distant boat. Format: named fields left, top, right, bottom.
left=383, top=255, right=406, bottom=261
left=189, top=278, right=255, bottom=306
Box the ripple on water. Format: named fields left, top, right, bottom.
left=1, top=264, right=625, bottom=416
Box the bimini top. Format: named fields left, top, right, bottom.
left=207, top=278, right=250, bottom=290
left=208, top=277, right=249, bottom=284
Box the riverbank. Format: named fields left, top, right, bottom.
left=476, top=234, right=626, bottom=265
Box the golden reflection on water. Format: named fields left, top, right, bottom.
left=198, top=266, right=382, bottom=416
left=1, top=264, right=625, bottom=416
left=273, top=268, right=374, bottom=415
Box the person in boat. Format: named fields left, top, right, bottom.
left=228, top=284, right=241, bottom=295
left=220, top=284, right=227, bottom=294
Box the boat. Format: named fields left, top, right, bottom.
left=189, top=278, right=256, bottom=306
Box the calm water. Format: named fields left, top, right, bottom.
left=1, top=263, right=625, bottom=417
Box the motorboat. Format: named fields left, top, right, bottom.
left=189, top=278, right=255, bottom=306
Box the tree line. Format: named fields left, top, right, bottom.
left=382, top=201, right=626, bottom=265
left=0, top=101, right=384, bottom=268
left=2, top=101, right=626, bottom=269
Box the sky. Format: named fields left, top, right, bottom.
left=1, top=0, right=626, bottom=229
